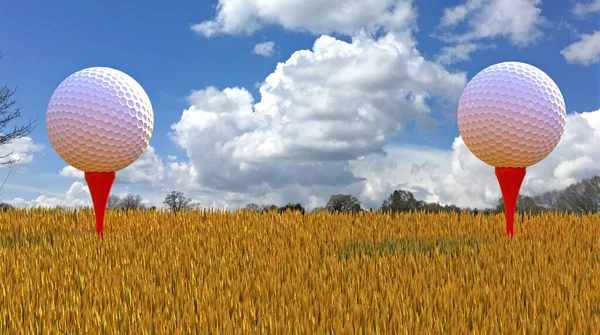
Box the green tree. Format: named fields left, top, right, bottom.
left=381, top=190, right=422, bottom=213
left=325, top=194, right=362, bottom=213
left=278, top=202, right=305, bottom=214
left=0, top=202, right=14, bottom=211
left=261, top=204, right=279, bottom=213
left=311, top=207, right=327, bottom=213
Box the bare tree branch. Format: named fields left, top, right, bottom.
left=163, top=191, right=198, bottom=214
left=558, top=176, right=600, bottom=214
left=0, top=51, right=37, bottom=168
left=107, top=195, right=121, bottom=210
left=0, top=167, right=12, bottom=196
left=0, top=51, right=38, bottom=196
left=119, top=194, right=146, bottom=211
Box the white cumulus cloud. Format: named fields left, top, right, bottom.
left=435, top=43, right=496, bottom=65
left=36, top=29, right=600, bottom=212
left=58, top=146, right=166, bottom=185
left=9, top=109, right=600, bottom=211
left=253, top=41, right=275, bottom=56
left=561, top=31, right=600, bottom=66
left=168, top=32, right=467, bottom=197
left=0, top=136, right=43, bottom=168
left=353, top=110, right=600, bottom=209
left=572, top=0, right=600, bottom=18
left=7, top=5, right=599, bottom=212
left=8, top=182, right=90, bottom=209
left=191, top=0, right=416, bottom=37
left=435, top=0, right=547, bottom=46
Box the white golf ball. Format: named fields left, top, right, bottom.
left=457, top=62, right=566, bottom=168
left=46, top=67, right=154, bottom=172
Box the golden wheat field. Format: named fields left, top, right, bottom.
left=0, top=208, right=599, bottom=334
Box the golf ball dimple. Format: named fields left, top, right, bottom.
left=457, top=62, right=566, bottom=168
left=46, top=67, right=154, bottom=172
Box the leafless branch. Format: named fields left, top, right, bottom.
left=0, top=167, right=12, bottom=196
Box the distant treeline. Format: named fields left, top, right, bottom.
left=1, top=176, right=598, bottom=215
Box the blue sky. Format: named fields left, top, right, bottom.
left=1, top=0, right=599, bottom=210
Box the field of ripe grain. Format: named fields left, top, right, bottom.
left=0, top=208, right=599, bottom=333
